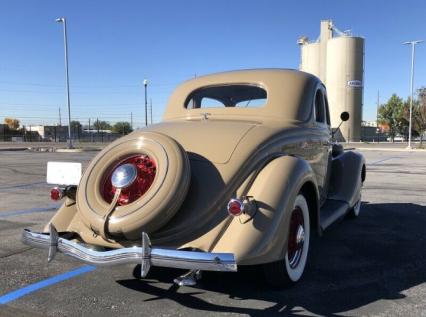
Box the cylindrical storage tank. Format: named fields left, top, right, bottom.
left=300, top=42, right=320, bottom=79
left=326, top=36, right=364, bottom=142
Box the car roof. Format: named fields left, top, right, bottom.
left=163, top=68, right=321, bottom=122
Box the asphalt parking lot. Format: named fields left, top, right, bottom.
left=1, top=147, right=426, bottom=316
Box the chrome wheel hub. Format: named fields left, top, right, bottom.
left=296, top=225, right=305, bottom=245
left=287, top=207, right=305, bottom=269
left=111, top=163, right=137, bottom=189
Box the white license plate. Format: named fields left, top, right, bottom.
left=46, top=162, right=82, bottom=185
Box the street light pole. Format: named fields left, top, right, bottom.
left=403, top=40, right=423, bottom=149
left=376, top=90, right=380, bottom=143
left=56, top=17, right=73, bottom=149
left=150, top=98, right=153, bottom=124
left=144, top=79, right=148, bottom=126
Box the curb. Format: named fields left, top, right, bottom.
left=55, top=148, right=84, bottom=153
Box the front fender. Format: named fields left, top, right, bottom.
left=212, top=155, right=318, bottom=265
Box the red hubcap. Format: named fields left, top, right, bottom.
left=287, top=207, right=305, bottom=269
left=101, top=154, right=156, bottom=206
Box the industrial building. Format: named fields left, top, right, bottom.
left=298, top=20, right=364, bottom=141
left=24, top=125, right=69, bottom=141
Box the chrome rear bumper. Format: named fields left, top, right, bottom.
left=22, top=225, right=237, bottom=277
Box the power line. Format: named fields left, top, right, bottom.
left=0, top=102, right=153, bottom=107
left=0, top=80, right=180, bottom=89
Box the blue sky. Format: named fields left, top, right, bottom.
left=0, top=0, right=425, bottom=128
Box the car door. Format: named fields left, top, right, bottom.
left=312, top=87, right=332, bottom=203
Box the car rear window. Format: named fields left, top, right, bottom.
left=185, top=85, right=267, bottom=109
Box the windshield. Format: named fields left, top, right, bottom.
left=185, top=84, right=267, bottom=109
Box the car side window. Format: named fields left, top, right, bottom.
left=324, top=94, right=331, bottom=126
left=314, top=89, right=325, bottom=123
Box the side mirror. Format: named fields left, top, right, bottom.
left=340, top=111, right=350, bottom=122
left=332, top=112, right=350, bottom=141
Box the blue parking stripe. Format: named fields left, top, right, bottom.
left=369, top=157, right=398, bottom=165
left=0, top=265, right=96, bottom=304
left=0, top=181, right=46, bottom=190
left=0, top=204, right=60, bottom=218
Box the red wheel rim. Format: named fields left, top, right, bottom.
left=287, top=206, right=305, bottom=269
left=101, top=154, right=157, bottom=206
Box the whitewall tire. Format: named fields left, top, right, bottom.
left=263, top=192, right=311, bottom=287
left=284, top=194, right=310, bottom=282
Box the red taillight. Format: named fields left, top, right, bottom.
left=50, top=187, right=64, bottom=201
left=227, top=198, right=244, bottom=216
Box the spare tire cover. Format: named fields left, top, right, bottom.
left=77, top=132, right=190, bottom=240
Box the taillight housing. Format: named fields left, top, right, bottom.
left=50, top=187, right=64, bottom=201
left=227, top=198, right=244, bottom=216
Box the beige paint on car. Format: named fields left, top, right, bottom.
left=46, top=69, right=338, bottom=265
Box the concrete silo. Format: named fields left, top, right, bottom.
left=298, top=20, right=365, bottom=142
left=299, top=39, right=320, bottom=78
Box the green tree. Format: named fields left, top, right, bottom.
left=378, top=94, right=404, bottom=142
left=112, top=121, right=133, bottom=135
left=397, top=99, right=411, bottom=140
left=93, top=120, right=112, bottom=131
left=70, top=121, right=82, bottom=132
left=414, top=87, right=426, bottom=147
left=70, top=120, right=82, bottom=140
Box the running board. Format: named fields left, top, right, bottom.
left=320, top=199, right=349, bottom=231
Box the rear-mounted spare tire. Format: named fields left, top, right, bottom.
left=77, top=132, right=190, bottom=240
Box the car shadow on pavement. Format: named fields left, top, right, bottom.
left=117, top=202, right=426, bottom=316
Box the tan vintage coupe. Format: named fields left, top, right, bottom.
left=23, top=69, right=366, bottom=287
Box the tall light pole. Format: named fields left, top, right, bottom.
left=403, top=40, right=423, bottom=149
left=144, top=79, right=148, bottom=126
left=56, top=17, right=73, bottom=149
left=376, top=90, right=380, bottom=143
left=150, top=98, right=153, bottom=124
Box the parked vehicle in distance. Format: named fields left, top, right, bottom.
left=23, top=69, right=366, bottom=287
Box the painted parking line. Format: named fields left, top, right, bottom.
left=0, top=181, right=46, bottom=191
left=0, top=265, right=96, bottom=305
left=0, top=204, right=60, bottom=219
left=368, top=157, right=399, bottom=165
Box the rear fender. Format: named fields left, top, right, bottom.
left=327, top=150, right=365, bottom=207
left=212, top=155, right=318, bottom=265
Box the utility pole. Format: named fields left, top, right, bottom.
left=150, top=98, right=153, bottom=124
left=130, top=112, right=133, bottom=129
left=59, top=107, right=62, bottom=126
left=96, top=117, right=99, bottom=143
left=56, top=17, right=73, bottom=149
left=376, top=90, right=380, bottom=143
left=88, top=118, right=91, bottom=142
left=403, top=40, right=424, bottom=149
left=144, top=79, right=148, bottom=126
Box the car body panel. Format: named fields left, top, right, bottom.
left=163, top=69, right=317, bottom=122
left=35, top=68, right=364, bottom=267
left=328, top=150, right=365, bottom=207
